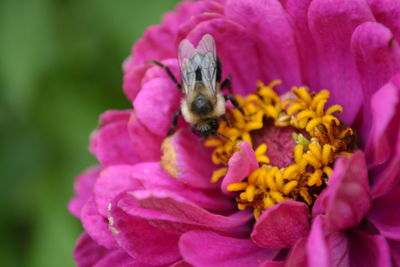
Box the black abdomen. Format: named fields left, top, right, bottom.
left=191, top=94, right=213, bottom=115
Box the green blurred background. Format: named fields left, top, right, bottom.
left=0, top=0, right=179, bottom=266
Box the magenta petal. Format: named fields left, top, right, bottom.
left=120, top=189, right=252, bottom=237
left=308, top=0, right=375, bottom=124
left=368, top=187, right=400, bottom=240
left=282, top=0, right=321, bottom=90
left=94, top=165, right=141, bottom=217
left=351, top=22, right=400, bottom=140
left=285, top=238, right=308, bottom=267
left=348, top=230, right=391, bottom=267
left=123, top=65, right=149, bottom=102
left=259, top=261, right=285, bottom=267
left=73, top=232, right=108, bottom=267
left=306, top=216, right=329, bottom=267
left=171, top=128, right=219, bottom=190
left=326, top=231, right=350, bottom=267
left=368, top=0, right=400, bottom=42
left=128, top=113, right=162, bottom=161
left=313, top=151, right=371, bottom=231
left=221, top=141, right=258, bottom=195
left=225, top=0, right=301, bottom=91
left=131, top=162, right=234, bottom=214
left=81, top=197, right=118, bottom=249
left=93, top=250, right=137, bottom=267
left=352, top=22, right=400, bottom=106
left=69, top=166, right=101, bottom=218
left=366, top=78, right=400, bottom=167
left=90, top=110, right=142, bottom=166
left=388, top=239, right=400, bottom=266
left=251, top=201, right=309, bottom=249
left=134, top=75, right=181, bottom=137
left=179, top=230, right=278, bottom=267
left=110, top=198, right=181, bottom=266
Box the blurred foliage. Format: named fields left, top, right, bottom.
left=0, top=0, right=180, bottom=266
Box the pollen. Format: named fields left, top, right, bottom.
left=207, top=81, right=357, bottom=219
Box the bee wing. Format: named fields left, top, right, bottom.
left=196, top=34, right=217, bottom=95
left=178, top=39, right=197, bottom=95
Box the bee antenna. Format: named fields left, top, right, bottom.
left=215, top=132, right=231, bottom=142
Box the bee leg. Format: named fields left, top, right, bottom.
left=220, top=75, right=232, bottom=94
left=220, top=114, right=231, bottom=127
left=147, top=60, right=182, bottom=91
left=224, top=94, right=243, bottom=113
left=167, top=110, right=182, bottom=136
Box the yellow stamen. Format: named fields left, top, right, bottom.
left=227, top=182, right=248, bottom=192
left=210, top=167, right=228, bottom=183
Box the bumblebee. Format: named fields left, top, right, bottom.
left=149, top=34, right=238, bottom=138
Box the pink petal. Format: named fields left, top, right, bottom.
left=123, top=65, right=150, bottom=102
left=94, top=250, right=137, bottom=267
left=285, top=238, right=308, bottom=267
left=98, top=110, right=131, bottom=128
left=368, top=186, right=400, bottom=240
left=313, top=151, right=371, bottom=231
left=281, top=0, right=322, bottom=90
left=134, top=71, right=181, bottom=137
left=179, top=230, right=278, bottom=267
left=221, top=141, right=258, bottom=195
left=308, top=0, right=375, bottom=124
left=306, top=216, right=329, bottom=267
left=251, top=201, right=309, bottom=249
left=90, top=110, right=142, bottom=166
left=225, top=0, right=301, bottom=91
left=109, top=199, right=181, bottom=266
left=81, top=197, right=118, bottom=249
left=127, top=113, right=162, bottom=161
left=325, top=231, right=350, bottom=267
left=366, top=77, right=400, bottom=167
left=368, top=0, right=400, bottom=42
left=68, top=166, right=101, bottom=218
left=259, top=261, right=285, bottom=267
left=348, top=230, right=391, bottom=267
left=171, top=128, right=220, bottom=190
left=94, top=165, right=141, bottom=217
left=371, top=137, right=400, bottom=197
left=388, top=239, right=400, bottom=266
left=73, top=232, right=108, bottom=267
left=351, top=22, right=400, bottom=141
left=120, top=189, right=252, bottom=238
left=131, top=162, right=234, bottom=214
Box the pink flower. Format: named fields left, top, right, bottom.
left=69, top=0, right=400, bottom=266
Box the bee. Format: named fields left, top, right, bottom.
left=149, top=34, right=239, bottom=138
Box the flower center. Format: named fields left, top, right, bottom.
left=252, top=123, right=296, bottom=168
left=206, top=81, right=357, bottom=219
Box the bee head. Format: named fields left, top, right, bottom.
left=191, top=118, right=219, bottom=137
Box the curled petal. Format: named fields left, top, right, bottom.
left=251, top=201, right=309, bottom=249
left=368, top=0, right=400, bottom=42
left=351, top=22, right=400, bottom=141
left=307, top=216, right=328, bottom=267
left=221, top=141, right=258, bottom=195
left=119, top=189, right=252, bottom=237
left=179, top=230, right=278, bottom=267
left=366, top=75, right=400, bottom=167
left=313, top=151, right=371, bottom=231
